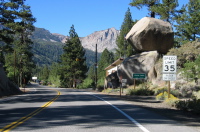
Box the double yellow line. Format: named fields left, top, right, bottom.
left=0, top=89, right=61, bottom=132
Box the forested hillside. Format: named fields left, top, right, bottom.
left=31, top=28, right=63, bottom=65
left=32, top=39, right=63, bottom=65
left=31, top=27, right=101, bottom=66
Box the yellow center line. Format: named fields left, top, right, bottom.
left=0, top=89, right=61, bottom=132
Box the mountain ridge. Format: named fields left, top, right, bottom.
left=31, top=27, right=119, bottom=66
left=33, top=27, right=119, bottom=52
left=80, top=27, right=119, bottom=52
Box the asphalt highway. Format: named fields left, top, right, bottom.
left=0, top=84, right=198, bottom=132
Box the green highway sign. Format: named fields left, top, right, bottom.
left=133, top=73, right=146, bottom=79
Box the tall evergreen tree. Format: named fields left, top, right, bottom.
left=0, top=0, right=36, bottom=85
left=40, top=65, right=49, bottom=85
left=175, top=0, right=200, bottom=42
left=48, top=63, right=61, bottom=87
left=151, top=0, right=179, bottom=23
left=60, top=25, right=87, bottom=88
left=116, top=8, right=137, bottom=59
left=0, top=0, right=22, bottom=52
left=129, top=0, right=160, bottom=18
left=97, top=48, right=114, bottom=86
left=87, top=65, right=95, bottom=80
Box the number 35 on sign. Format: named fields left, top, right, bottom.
left=163, top=55, right=177, bottom=73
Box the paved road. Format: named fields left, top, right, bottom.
left=0, top=84, right=198, bottom=132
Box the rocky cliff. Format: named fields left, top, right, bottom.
left=53, top=27, right=119, bottom=52
left=0, top=63, right=22, bottom=97
left=80, top=27, right=119, bottom=52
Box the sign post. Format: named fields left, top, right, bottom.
left=121, top=79, right=127, bottom=93
left=162, top=55, right=177, bottom=98
left=132, top=73, right=146, bottom=89
left=133, top=73, right=146, bottom=79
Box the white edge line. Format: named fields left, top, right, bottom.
left=85, top=92, right=150, bottom=132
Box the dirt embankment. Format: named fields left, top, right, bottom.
left=0, top=63, right=22, bottom=97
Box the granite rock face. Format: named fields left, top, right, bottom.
left=125, top=17, right=174, bottom=54
left=117, top=51, right=160, bottom=85
left=80, top=27, right=119, bottom=52
left=0, top=63, right=21, bottom=97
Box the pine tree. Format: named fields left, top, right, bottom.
left=151, top=0, right=179, bottom=23
left=48, top=63, right=61, bottom=87
left=175, top=0, right=200, bottom=42
left=1, top=0, right=36, bottom=85
left=129, top=0, right=160, bottom=18
left=97, top=49, right=114, bottom=86
left=87, top=65, right=95, bottom=80
left=78, top=65, right=95, bottom=88
left=116, top=8, right=137, bottom=59
left=60, top=25, right=87, bottom=88
left=181, top=54, right=200, bottom=82
left=40, top=65, right=49, bottom=85
left=0, top=0, right=20, bottom=51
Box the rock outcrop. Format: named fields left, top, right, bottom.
left=80, top=27, right=119, bottom=52
left=104, top=17, right=175, bottom=87
left=126, top=17, right=174, bottom=54
left=117, top=51, right=160, bottom=85
left=0, top=63, right=21, bottom=97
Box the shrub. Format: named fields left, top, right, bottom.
left=156, top=91, right=178, bottom=100
left=175, top=100, right=189, bottom=111
left=175, top=83, right=200, bottom=98
left=156, top=91, right=179, bottom=106
left=154, top=87, right=168, bottom=95
left=97, top=78, right=105, bottom=91
left=126, top=88, right=134, bottom=95
left=167, top=40, right=200, bottom=69
left=175, top=99, right=200, bottom=114
left=170, top=89, right=181, bottom=97
left=192, top=91, right=200, bottom=100
left=165, top=96, right=179, bottom=107
left=156, top=92, right=167, bottom=100
left=77, top=78, right=94, bottom=89
left=154, top=87, right=180, bottom=97
left=126, top=87, right=154, bottom=96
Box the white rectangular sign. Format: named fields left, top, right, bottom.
left=163, top=55, right=177, bottom=73
left=163, top=73, right=176, bottom=81
left=122, top=83, right=126, bottom=87
left=32, top=77, right=37, bottom=80
left=121, top=79, right=127, bottom=83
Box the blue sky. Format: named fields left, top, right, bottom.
left=26, top=0, right=189, bottom=37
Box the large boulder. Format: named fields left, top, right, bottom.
left=0, top=63, right=21, bottom=97
left=126, top=17, right=174, bottom=54
left=117, top=51, right=163, bottom=85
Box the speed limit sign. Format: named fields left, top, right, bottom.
left=163, top=55, right=177, bottom=73
left=163, top=55, right=177, bottom=81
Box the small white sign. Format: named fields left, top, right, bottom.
left=163, top=73, right=176, bottom=81
left=122, top=83, right=126, bottom=87
left=121, top=79, right=127, bottom=83
left=32, top=77, right=37, bottom=80
left=163, top=55, right=177, bottom=73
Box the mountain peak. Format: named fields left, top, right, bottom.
left=80, top=28, right=119, bottom=52
left=32, top=27, right=119, bottom=53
